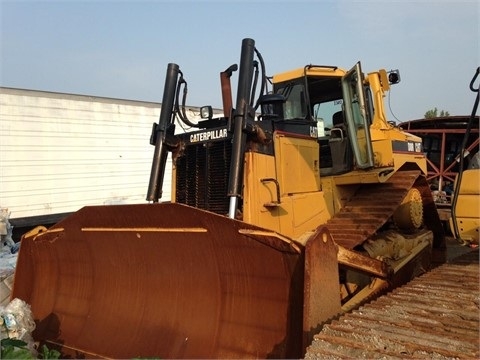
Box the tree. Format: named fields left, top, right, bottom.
left=424, top=107, right=450, bottom=118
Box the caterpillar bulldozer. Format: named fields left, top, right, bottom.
left=11, top=38, right=445, bottom=358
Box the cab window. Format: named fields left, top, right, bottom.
left=313, top=99, right=343, bottom=137
left=277, top=83, right=307, bottom=120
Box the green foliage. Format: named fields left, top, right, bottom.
left=0, top=338, right=60, bottom=359
left=424, top=107, right=450, bottom=118
left=39, top=344, right=60, bottom=359
left=1, top=338, right=34, bottom=359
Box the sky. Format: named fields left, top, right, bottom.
left=0, top=0, right=479, bottom=122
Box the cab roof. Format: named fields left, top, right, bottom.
left=272, top=65, right=347, bottom=84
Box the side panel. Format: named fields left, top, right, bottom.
left=371, top=138, right=394, bottom=168
left=243, top=140, right=329, bottom=239
left=274, top=133, right=321, bottom=195
left=450, top=169, right=480, bottom=244
left=243, top=151, right=281, bottom=231
left=393, top=153, right=428, bottom=174
left=370, top=129, right=427, bottom=173
left=279, top=192, right=331, bottom=239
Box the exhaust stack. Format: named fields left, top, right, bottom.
left=227, top=38, right=256, bottom=218
left=146, top=63, right=180, bottom=202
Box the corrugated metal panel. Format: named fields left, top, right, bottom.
left=305, top=250, right=479, bottom=359
left=1, top=88, right=177, bottom=221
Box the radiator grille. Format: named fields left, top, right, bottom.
left=175, top=140, right=232, bottom=215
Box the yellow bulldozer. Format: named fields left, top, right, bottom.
left=11, top=38, right=445, bottom=358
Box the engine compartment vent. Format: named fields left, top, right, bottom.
left=175, top=140, right=232, bottom=215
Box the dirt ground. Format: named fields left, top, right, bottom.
left=445, top=235, right=478, bottom=261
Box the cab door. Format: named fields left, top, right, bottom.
left=341, top=62, right=374, bottom=169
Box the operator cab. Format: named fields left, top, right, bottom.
left=271, top=63, right=375, bottom=176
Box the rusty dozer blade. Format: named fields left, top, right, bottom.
left=12, top=203, right=340, bottom=359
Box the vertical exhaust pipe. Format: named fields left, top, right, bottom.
left=228, top=38, right=255, bottom=218
left=220, top=64, right=238, bottom=120
left=146, top=63, right=180, bottom=202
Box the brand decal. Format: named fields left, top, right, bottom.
left=190, top=128, right=228, bottom=143
left=393, top=140, right=423, bottom=153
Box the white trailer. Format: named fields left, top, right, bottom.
left=0, top=87, right=217, bottom=231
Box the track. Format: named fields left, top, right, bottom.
left=326, top=170, right=444, bottom=250
left=305, top=249, right=479, bottom=359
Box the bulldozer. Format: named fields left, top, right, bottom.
left=11, top=38, right=445, bottom=358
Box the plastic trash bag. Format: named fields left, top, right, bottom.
left=0, top=298, right=37, bottom=358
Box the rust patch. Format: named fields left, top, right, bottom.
left=326, top=170, right=422, bottom=249
left=305, top=250, right=479, bottom=359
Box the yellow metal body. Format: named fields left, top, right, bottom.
left=450, top=169, right=480, bottom=244
left=267, top=66, right=428, bottom=224
left=366, top=71, right=426, bottom=173
left=273, top=66, right=346, bottom=84
left=243, top=133, right=330, bottom=239
left=273, top=67, right=427, bottom=175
